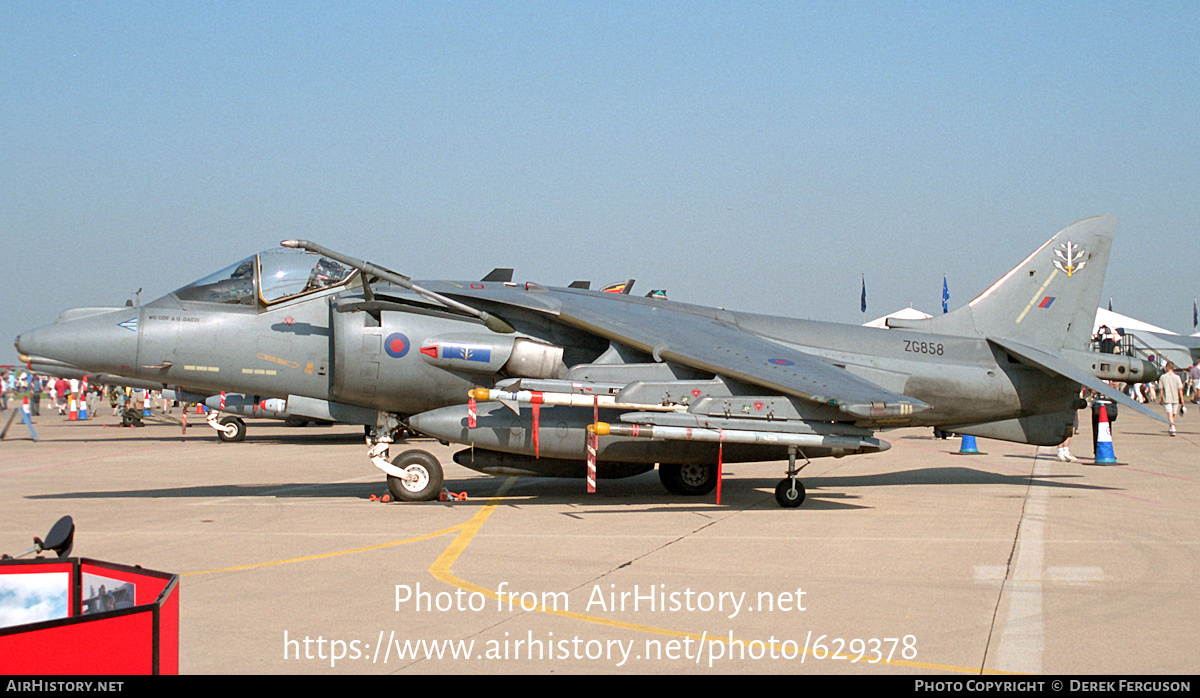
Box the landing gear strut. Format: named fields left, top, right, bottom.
left=207, top=413, right=246, bottom=442
left=367, top=415, right=444, bottom=502
left=774, top=446, right=808, bottom=508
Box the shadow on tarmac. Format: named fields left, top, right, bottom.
left=25, top=462, right=1118, bottom=510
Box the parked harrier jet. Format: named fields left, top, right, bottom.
left=15, top=215, right=1162, bottom=507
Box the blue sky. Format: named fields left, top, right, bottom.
left=0, top=573, right=69, bottom=628
left=3, top=2, right=1198, bottom=364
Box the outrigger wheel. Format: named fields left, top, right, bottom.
left=658, top=463, right=718, bottom=496
left=385, top=449, right=444, bottom=502
left=774, top=445, right=807, bottom=508
left=775, top=478, right=806, bottom=508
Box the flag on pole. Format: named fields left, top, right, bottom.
left=860, top=275, right=867, bottom=314
left=1193, top=298, right=1198, bottom=330
left=942, top=276, right=949, bottom=314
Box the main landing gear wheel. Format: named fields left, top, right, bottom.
left=774, top=479, right=806, bottom=508
left=658, top=463, right=718, bottom=496
left=217, top=416, right=247, bottom=443
left=385, top=449, right=444, bottom=502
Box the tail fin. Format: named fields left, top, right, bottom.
left=892, top=216, right=1113, bottom=350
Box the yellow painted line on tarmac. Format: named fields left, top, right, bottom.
left=180, top=477, right=1017, bottom=674
left=182, top=522, right=466, bottom=576
left=430, top=481, right=1009, bottom=675
left=180, top=479, right=523, bottom=576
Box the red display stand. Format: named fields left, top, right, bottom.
left=0, top=558, right=179, bottom=675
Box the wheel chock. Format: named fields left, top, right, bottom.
left=438, top=488, right=467, bottom=502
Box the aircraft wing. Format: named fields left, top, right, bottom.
left=988, top=336, right=1168, bottom=424
left=542, top=290, right=930, bottom=420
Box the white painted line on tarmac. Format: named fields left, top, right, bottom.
left=993, top=451, right=1048, bottom=674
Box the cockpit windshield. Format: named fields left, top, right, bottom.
left=171, top=249, right=356, bottom=307
left=172, top=256, right=257, bottom=305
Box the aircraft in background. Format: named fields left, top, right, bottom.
left=1091, top=308, right=1200, bottom=369
left=15, top=215, right=1163, bottom=507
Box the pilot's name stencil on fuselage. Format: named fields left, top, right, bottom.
left=256, top=353, right=300, bottom=369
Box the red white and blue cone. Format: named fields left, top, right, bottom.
left=1094, top=404, right=1117, bottom=464
left=18, top=396, right=38, bottom=440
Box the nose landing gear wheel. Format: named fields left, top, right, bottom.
left=216, top=416, right=246, bottom=442
left=774, top=478, right=805, bottom=508
left=385, top=449, right=444, bottom=502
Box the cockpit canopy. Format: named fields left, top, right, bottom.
left=172, top=249, right=357, bottom=307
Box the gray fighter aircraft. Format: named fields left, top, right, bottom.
left=15, top=215, right=1163, bottom=507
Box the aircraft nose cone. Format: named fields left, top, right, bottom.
left=16, top=308, right=140, bottom=374
left=13, top=331, right=41, bottom=360
left=15, top=325, right=57, bottom=365
left=15, top=328, right=42, bottom=361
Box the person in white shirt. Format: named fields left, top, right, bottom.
left=1158, top=362, right=1186, bottom=436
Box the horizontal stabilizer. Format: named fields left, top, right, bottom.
left=481, top=268, right=514, bottom=283
left=988, top=336, right=1167, bottom=424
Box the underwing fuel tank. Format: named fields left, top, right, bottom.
left=451, top=450, right=653, bottom=479
left=407, top=402, right=863, bottom=470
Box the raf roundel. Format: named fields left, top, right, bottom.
left=768, top=358, right=795, bottom=366
left=384, top=332, right=410, bottom=359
